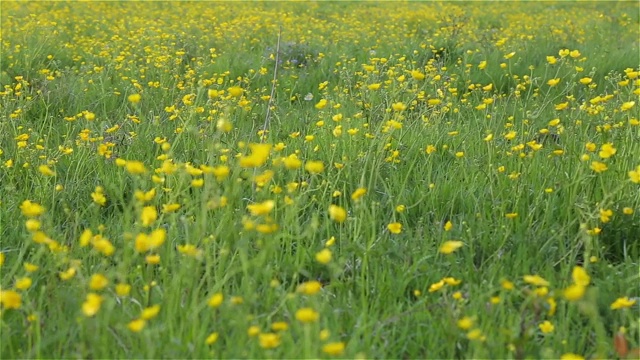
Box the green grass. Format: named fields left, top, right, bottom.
left=1, top=1, right=639, bottom=359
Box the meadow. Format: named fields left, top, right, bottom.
left=1, top=1, right=639, bottom=358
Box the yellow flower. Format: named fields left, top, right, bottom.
left=315, top=99, right=328, bottom=110
left=590, top=161, right=608, bottom=173
left=38, top=164, right=56, bottom=176
left=20, top=200, right=45, bottom=217
left=304, top=160, right=325, bottom=174
left=328, top=205, right=347, bottom=223
left=128, top=318, right=146, bottom=332
left=247, top=200, right=275, bottom=216
left=629, top=165, right=640, bottom=183
left=387, top=222, right=402, bottom=234
left=367, top=83, right=381, bottom=90
left=91, top=187, right=107, bottom=206
left=579, top=77, right=592, bottom=85
left=135, top=228, right=166, bottom=253
left=523, top=275, right=549, bottom=287
left=82, top=293, right=103, bottom=317
left=140, top=305, right=161, bottom=320
left=0, top=289, right=22, bottom=309
left=247, top=325, right=261, bottom=337
left=89, top=273, right=109, bottom=290
left=128, top=93, right=141, bottom=104
left=621, top=101, right=635, bottom=111
left=457, top=316, right=474, bottom=330
left=439, top=240, right=463, bottom=254
left=125, top=160, right=147, bottom=175
left=501, top=279, right=514, bottom=290
left=351, top=188, right=367, bottom=201
left=546, top=56, right=557, bottom=64
left=429, top=280, right=445, bottom=292
left=539, top=320, right=554, bottom=334
left=547, top=78, right=560, bottom=87
left=569, top=50, right=581, bottom=58
left=610, top=297, right=636, bottom=310
left=208, top=293, right=224, bottom=308
left=271, top=322, right=288, bottom=332
left=466, top=329, right=484, bottom=341
left=560, top=353, right=584, bottom=360
left=444, top=221, right=453, bottom=231
left=598, top=143, right=616, bottom=159
left=0, top=252, right=4, bottom=266
left=283, top=154, right=302, bottom=169
left=478, top=60, right=487, bottom=70
left=572, top=266, right=590, bottom=286
left=116, top=283, right=131, bottom=297
left=315, top=248, right=332, bottom=264
left=391, top=102, right=406, bottom=112
left=258, top=332, right=281, bottom=349
left=622, top=207, right=634, bottom=215
left=297, top=281, right=322, bottom=295
left=563, top=284, right=586, bottom=301
left=205, top=332, right=219, bottom=345
left=140, top=206, right=157, bottom=227
left=410, top=70, right=425, bottom=80
left=322, top=342, right=346, bottom=356
left=425, top=145, right=437, bottom=154
left=295, top=307, right=319, bottom=323
left=239, top=143, right=272, bottom=168
left=227, top=86, right=244, bottom=97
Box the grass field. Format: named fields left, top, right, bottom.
left=1, top=1, right=639, bottom=358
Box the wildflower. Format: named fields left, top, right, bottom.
left=0, top=290, right=22, bottom=309
left=58, top=266, right=77, bottom=280
left=429, top=280, right=445, bottom=292
left=621, top=101, right=635, bottom=111
left=128, top=318, right=146, bottom=332
left=248, top=325, right=261, bottom=337
left=610, top=297, right=636, bottom=310
left=457, top=317, right=474, bottom=330
left=315, top=249, right=332, bottom=264
left=455, top=152, right=464, bottom=158
left=539, top=320, right=554, bottom=334
left=478, top=61, right=487, bottom=70
left=125, top=160, right=147, bottom=174
left=239, top=143, right=272, bottom=168
left=546, top=56, right=557, bottom=64
left=135, top=228, right=166, bottom=253
left=297, top=281, right=322, bottom=295
left=411, top=70, right=425, bottom=80
left=205, top=332, right=219, bottom=345
left=351, top=188, right=367, bottom=201
left=271, top=322, right=288, bottom=332
left=20, top=200, right=45, bottom=217
left=304, top=160, right=324, bottom=174
left=89, top=274, right=109, bottom=290
left=547, top=78, right=560, bottom=87
left=91, top=187, right=107, bottom=206
left=322, top=342, right=346, bottom=356
left=387, top=222, right=402, bottom=234
left=141, top=305, right=161, bottom=320
left=598, top=143, right=616, bottom=159
left=444, top=221, right=453, bottom=231
left=38, top=165, right=56, bottom=176
left=84, top=111, right=96, bottom=121
left=629, top=165, right=640, bottom=183
left=247, top=200, right=275, bottom=216
left=501, top=279, right=515, bottom=290
left=208, top=293, right=224, bottom=308
left=315, top=99, right=328, bottom=109
left=425, top=145, right=437, bottom=154
left=328, top=205, right=347, bottom=223
left=295, top=307, right=319, bottom=323
left=599, top=209, right=613, bottom=223
left=259, top=332, right=281, bottom=349
left=116, top=283, right=131, bottom=297
left=82, top=293, right=103, bottom=317
left=391, top=102, right=407, bottom=112
left=0, top=252, right=4, bottom=266
left=367, top=83, right=381, bottom=90
left=623, top=207, right=634, bottom=215
left=590, top=161, right=607, bottom=173
left=563, top=284, right=586, bottom=301
left=128, top=93, right=141, bottom=104
left=228, top=86, right=243, bottom=97
left=466, top=329, right=484, bottom=341
left=140, top=206, right=157, bottom=227
left=283, top=154, right=302, bottom=169
left=560, top=353, right=584, bottom=360
left=505, top=213, right=518, bottom=219
left=439, top=240, right=463, bottom=254
left=523, top=275, right=550, bottom=287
